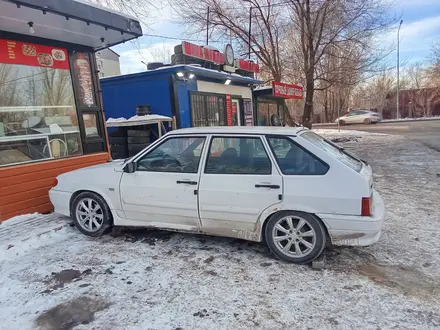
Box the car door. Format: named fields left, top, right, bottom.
left=198, top=135, right=283, bottom=235
left=119, top=135, right=207, bottom=230
left=266, top=135, right=331, bottom=213
left=345, top=111, right=359, bottom=123
left=352, top=110, right=367, bottom=123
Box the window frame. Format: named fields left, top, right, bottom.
left=204, top=134, right=273, bottom=175
left=134, top=135, right=207, bottom=174
left=265, top=135, right=329, bottom=176
left=0, top=31, right=108, bottom=168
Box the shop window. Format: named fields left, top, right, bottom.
left=258, top=101, right=280, bottom=126
left=0, top=39, right=82, bottom=167
left=70, top=52, right=107, bottom=154
left=82, top=113, right=100, bottom=138
left=190, top=92, right=226, bottom=127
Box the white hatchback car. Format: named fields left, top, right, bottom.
left=50, top=127, right=385, bottom=264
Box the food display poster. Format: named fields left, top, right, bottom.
left=226, top=94, right=232, bottom=126
left=71, top=52, right=96, bottom=107
left=0, top=39, right=69, bottom=70
left=243, top=100, right=253, bottom=126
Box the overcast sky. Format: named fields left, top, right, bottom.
left=112, top=0, right=440, bottom=75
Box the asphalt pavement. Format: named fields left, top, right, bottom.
left=316, top=120, right=440, bottom=151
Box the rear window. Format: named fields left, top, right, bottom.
left=300, top=131, right=362, bottom=172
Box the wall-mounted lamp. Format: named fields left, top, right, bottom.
left=225, top=79, right=231, bottom=85
left=100, top=37, right=106, bottom=48
left=176, top=72, right=184, bottom=78
left=28, top=22, right=35, bottom=35
left=188, top=73, right=195, bottom=79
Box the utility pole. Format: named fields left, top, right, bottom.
left=397, top=19, right=403, bottom=119
left=248, top=7, right=253, bottom=59
left=206, top=7, right=210, bottom=45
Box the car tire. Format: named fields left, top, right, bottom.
left=71, top=192, right=113, bottom=237
left=265, top=211, right=326, bottom=264
left=364, top=118, right=372, bottom=124
left=339, top=120, right=346, bottom=126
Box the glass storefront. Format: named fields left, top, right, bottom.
left=257, top=99, right=285, bottom=126
left=0, top=39, right=82, bottom=166
left=0, top=38, right=106, bottom=167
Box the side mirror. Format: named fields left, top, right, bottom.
left=124, top=162, right=137, bottom=173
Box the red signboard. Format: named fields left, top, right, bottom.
left=182, top=41, right=224, bottom=65
left=226, top=94, right=232, bottom=126
left=0, top=39, right=70, bottom=70
left=235, top=59, right=260, bottom=73
left=272, top=81, right=303, bottom=99
left=181, top=41, right=260, bottom=73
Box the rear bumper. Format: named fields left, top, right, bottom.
left=317, top=190, right=385, bottom=246
left=48, top=189, right=72, bottom=217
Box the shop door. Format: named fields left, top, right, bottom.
left=231, top=99, right=241, bottom=126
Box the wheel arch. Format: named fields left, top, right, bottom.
left=259, top=209, right=331, bottom=245
left=69, top=189, right=114, bottom=223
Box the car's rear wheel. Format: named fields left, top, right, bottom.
left=71, top=192, right=112, bottom=237
left=265, top=211, right=326, bottom=264
left=364, top=118, right=372, bottom=124
left=338, top=120, right=346, bottom=126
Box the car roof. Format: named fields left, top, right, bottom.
left=167, top=126, right=307, bottom=136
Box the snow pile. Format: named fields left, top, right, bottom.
left=382, top=116, right=440, bottom=122
left=314, top=129, right=387, bottom=136
left=106, top=114, right=172, bottom=123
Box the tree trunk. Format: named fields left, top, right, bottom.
left=324, top=90, right=329, bottom=122
left=303, top=73, right=315, bottom=122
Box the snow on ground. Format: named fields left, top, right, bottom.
left=314, top=129, right=387, bottom=136
left=1, top=133, right=440, bottom=330
left=382, top=116, right=440, bottom=123
left=106, top=114, right=172, bottom=123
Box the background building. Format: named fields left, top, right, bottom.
left=96, top=48, right=121, bottom=78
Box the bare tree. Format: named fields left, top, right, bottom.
left=171, top=0, right=395, bottom=123
left=148, top=44, right=173, bottom=63
left=0, top=64, right=20, bottom=107
left=171, top=0, right=288, bottom=81
left=287, top=0, right=395, bottom=122
left=89, top=0, right=158, bottom=26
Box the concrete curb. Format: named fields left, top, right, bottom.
left=314, top=117, right=440, bottom=126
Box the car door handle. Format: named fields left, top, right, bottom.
left=176, top=180, right=198, bottom=185
left=255, top=184, right=280, bottom=189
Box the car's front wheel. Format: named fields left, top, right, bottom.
left=71, top=192, right=112, bottom=237
left=338, top=119, right=346, bottom=125
left=265, top=211, right=326, bottom=264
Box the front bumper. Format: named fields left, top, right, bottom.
left=48, top=189, right=72, bottom=217
left=317, top=190, right=385, bottom=246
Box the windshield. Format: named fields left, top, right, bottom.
left=300, top=131, right=362, bottom=172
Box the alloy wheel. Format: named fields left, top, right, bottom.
left=75, top=198, right=104, bottom=232
left=271, top=215, right=316, bottom=258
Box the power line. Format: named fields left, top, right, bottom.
left=142, top=33, right=228, bottom=44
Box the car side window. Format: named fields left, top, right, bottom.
left=205, top=136, right=271, bottom=174
left=136, top=137, right=206, bottom=173
left=267, top=136, right=329, bottom=175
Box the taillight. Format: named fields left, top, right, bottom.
left=361, top=197, right=371, bottom=216
left=371, top=114, right=379, bottom=116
